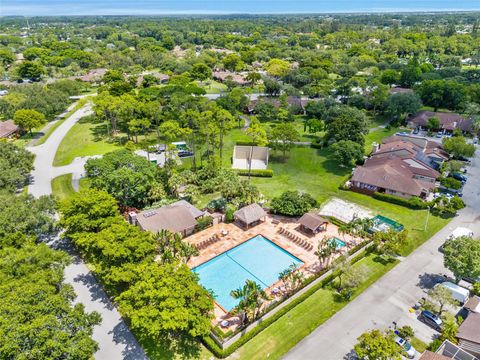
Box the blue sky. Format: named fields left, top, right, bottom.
left=2, top=0, right=480, bottom=16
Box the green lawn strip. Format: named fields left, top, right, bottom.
left=231, top=254, right=399, bottom=360
left=364, top=126, right=400, bottom=154
left=53, top=117, right=121, bottom=166
left=78, top=177, right=91, bottom=192
left=410, top=337, right=428, bottom=353
left=51, top=174, right=75, bottom=200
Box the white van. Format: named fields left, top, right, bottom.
left=436, top=282, right=470, bottom=304
left=448, top=227, right=474, bottom=239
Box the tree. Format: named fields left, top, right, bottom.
left=191, top=63, right=212, bottom=81
left=399, top=65, right=421, bottom=88
left=385, top=92, right=422, bottom=120
left=340, top=263, right=368, bottom=300
left=0, top=244, right=101, bottom=360
left=17, top=60, right=45, bottom=81
left=59, top=188, right=119, bottom=235
left=330, top=140, right=364, bottom=166
left=443, top=136, right=476, bottom=159
left=245, top=71, right=261, bottom=87
left=13, top=108, right=46, bottom=135
left=0, top=194, right=56, bottom=248
left=315, top=237, right=337, bottom=267
left=373, top=230, right=409, bottom=259
left=269, top=122, right=300, bottom=159
left=117, top=262, right=213, bottom=339
left=230, top=279, right=270, bottom=326
left=417, top=80, right=467, bottom=112
left=380, top=69, right=400, bottom=85
left=428, top=285, right=457, bottom=315
left=354, top=329, right=401, bottom=360
left=222, top=53, right=244, bottom=71
left=325, top=106, right=369, bottom=146
left=427, top=116, right=440, bottom=131
left=443, top=235, right=480, bottom=282
left=439, top=314, right=460, bottom=344
left=271, top=190, right=318, bottom=216
left=396, top=326, right=414, bottom=341
left=0, top=142, right=34, bottom=193
left=263, top=77, right=282, bottom=97
left=246, top=116, right=268, bottom=145
left=154, top=230, right=199, bottom=264
left=278, top=263, right=304, bottom=296
left=265, top=58, right=291, bottom=78
left=85, top=150, right=158, bottom=208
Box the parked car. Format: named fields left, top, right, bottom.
left=396, top=132, right=409, bottom=136
left=412, top=128, right=420, bottom=134
left=435, top=282, right=470, bottom=304
left=419, top=310, right=443, bottom=331
left=394, top=336, right=417, bottom=359
left=451, top=172, right=467, bottom=182
left=456, top=156, right=472, bottom=164
left=436, top=131, right=443, bottom=138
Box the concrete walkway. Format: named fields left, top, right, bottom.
left=284, top=150, right=480, bottom=360
left=27, top=103, right=148, bottom=360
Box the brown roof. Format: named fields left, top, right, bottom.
left=408, top=111, right=473, bottom=132
left=457, top=312, right=480, bottom=344
left=234, top=203, right=267, bottom=225
left=419, top=351, right=451, bottom=360
left=0, top=120, right=19, bottom=138
left=464, top=296, right=480, bottom=313
left=70, top=68, right=107, bottom=82
left=213, top=71, right=248, bottom=85
left=389, top=87, right=413, bottom=94
left=136, top=203, right=198, bottom=234
left=352, top=157, right=436, bottom=196
left=298, top=213, right=328, bottom=231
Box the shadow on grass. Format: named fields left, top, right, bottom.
left=372, top=255, right=397, bottom=266
left=138, top=333, right=202, bottom=360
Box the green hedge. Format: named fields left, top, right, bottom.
left=235, top=141, right=258, bottom=146
left=372, top=192, right=429, bottom=209
left=236, top=169, right=274, bottom=177
left=201, top=249, right=369, bottom=358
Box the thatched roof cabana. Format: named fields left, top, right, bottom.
left=298, top=213, right=328, bottom=234
left=234, top=203, right=267, bottom=229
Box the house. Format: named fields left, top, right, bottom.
left=419, top=340, right=479, bottom=360
left=0, top=120, right=20, bottom=139
left=247, top=96, right=303, bottom=114
left=129, top=200, right=204, bottom=237
left=233, top=203, right=267, bottom=229
left=212, top=71, right=249, bottom=86
left=388, top=87, right=413, bottom=95
left=464, top=296, right=480, bottom=314
left=298, top=213, right=328, bottom=234
left=381, top=135, right=449, bottom=168
left=232, top=145, right=269, bottom=170
left=70, top=68, right=107, bottom=83
left=407, top=111, right=473, bottom=134
left=457, top=312, right=480, bottom=358
left=351, top=156, right=437, bottom=198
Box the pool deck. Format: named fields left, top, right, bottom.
left=185, top=214, right=361, bottom=331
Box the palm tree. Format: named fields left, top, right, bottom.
left=314, top=236, right=336, bottom=268
left=154, top=230, right=199, bottom=264
left=230, top=280, right=270, bottom=326
left=245, top=72, right=261, bottom=87
left=278, top=263, right=304, bottom=296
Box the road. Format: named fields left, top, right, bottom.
left=27, top=103, right=147, bottom=360
left=284, top=150, right=480, bottom=360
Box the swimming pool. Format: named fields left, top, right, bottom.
left=193, top=234, right=303, bottom=311
left=328, top=237, right=346, bottom=249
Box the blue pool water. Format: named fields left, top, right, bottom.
left=193, top=235, right=303, bottom=311
left=329, top=237, right=346, bottom=249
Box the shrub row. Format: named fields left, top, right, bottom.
left=201, top=249, right=369, bottom=358
left=235, top=141, right=258, bottom=146
left=236, top=169, right=274, bottom=177
left=372, top=192, right=429, bottom=209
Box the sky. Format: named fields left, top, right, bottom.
left=2, top=0, right=480, bottom=16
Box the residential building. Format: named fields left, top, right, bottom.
left=129, top=200, right=204, bottom=238
left=419, top=340, right=478, bottom=360
left=407, top=111, right=473, bottom=134
left=457, top=305, right=480, bottom=357
left=0, top=120, right=20, bottom=139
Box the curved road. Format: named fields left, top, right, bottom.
left=27, top=103, right=148, bottom=360
left=284, top=151, right=480, bottom=360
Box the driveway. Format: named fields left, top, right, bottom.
left=27, top=103, right=148, bottom=360
left=284, top=150, right=480, bottom=360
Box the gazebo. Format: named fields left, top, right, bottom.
left=298, top=213, right=328, bottom=234
left=233, top=203, right=267, bottom=229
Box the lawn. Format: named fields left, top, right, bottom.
left=51, top=174, right=75, bottom=200
left=364, top=126, right=401, bottom=154
left=231, top=253, right=399, bottom=360
left=54, top=116, right=122, bottom=166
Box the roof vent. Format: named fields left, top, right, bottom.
left=143, top=211, right=157, bottom=218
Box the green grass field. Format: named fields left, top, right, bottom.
left=54, top=117, right=122, bottom=166
left=51, top=174, right=75, bottom=200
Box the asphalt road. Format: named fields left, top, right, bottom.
left=284, top=150, right=480, bottom=360
left=27, top=103, right=147, bottom=360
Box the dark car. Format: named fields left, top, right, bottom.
left=451, top=172, right=467, bottom=183
left=419, top=310, right=443, bottom=331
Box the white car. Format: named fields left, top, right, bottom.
left=394, top=336, right=417, bottom=359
